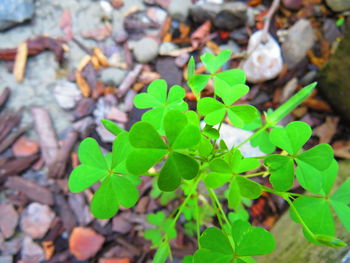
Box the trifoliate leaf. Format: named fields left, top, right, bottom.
left=158, top=152, right=199, bottom=191
left=144, top=228, right=163, bottom=246
left=210, top=158, right=231, bottom=173
left=203, top=125, right=220, bottom=139
left=290, top=196, right=335, bottom=243
left=200, top=49, right=232, bottom=74
left=235, top=177, right=262, bottom=199
left=269, top=121, right=311, bottom=155
left=193, top=227, right=234, bottom=263
left=198, top=136, right=213, bottom=157
left=188, top=74, right=211, bottom=94
left=153, top=243, right=170, bottom=263
left=204, top=172, right=232, bottom=188
left=164, top=110, right=201, bottom=149
left=296, top=144, right=334, bottom=171
left=78, top=137, right=108, bottom=170
left=68, top=138, right=108, bottom=193
left=90, top=176, right=119, bottom=219
left=197, top=97, right=226, bottom=125
left=331, top=178, right=350, bottom=204
left=231, top=220, right=275, bottom=256
left=111, top=132, right=132, bottom=174
left=127, top=122, right=168, bottom=174
left=214, top=76, right=249, bottom=106
left=330, top=200, right=350, bottom=232
left=68, top=165, right=108, bottom=193
left=147, top=211, right=166, bottom=226
left=265, top=155, right=294, bottom=191
left=215, top=69, right=246, bottom=87
left=228, top=105, right=261, bottom=130
left=134, top=79, right=187, bottom=131
left=250, top=130, right=275, bottom=154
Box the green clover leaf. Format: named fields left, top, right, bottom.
left=250, top=130, right=275, bottom=154
left=134, top=79, right=188, bottom=132
left=290, top=196, right=335, bottom=243
left=198, top=97, right=261, bottom=130
left=144, top=211, right=177, bottom=247
left=193, top=227, right=234, bottom=263
left=266, top=121, right=334, bottom=192
left=68, top=137, right=138, bottom=219
left=200, top=49, right=232, bottom=74
left=330, top=178, right=350, bottom=232
left=127, top=110, right=201, bottom=191
left=205, top=149, right=260, bottom=189
left=269, top=121, right=311, bottom=155
left=232, top=220, right=276, bottom=256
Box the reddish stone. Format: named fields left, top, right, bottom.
left=69, top=227, right=105, bottom=260
left=12, top=137, right=39, bottom=157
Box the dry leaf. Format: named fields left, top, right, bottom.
left=42, top=241, right=55, bottom=260
left=76, top=71, right=91, bottom=97
left=313, top=116, right=339, bottom=143
left=303, top=98, right=332, bottom=112
left=206, top=41, right=221, bottom=55
left=93, top=48, right=109, bottom=67
left=191, top=20, right=211, bottom=50
left=13, top=42, right=28, bottom=83
left=333, top=140, right=350, bottom=159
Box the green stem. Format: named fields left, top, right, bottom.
left=163, top=173, right=203, bottom=242
left=208, top=188, right=230, bottom=226
left=284, top=196, right=316, bottom=241
left=208, top=188, right=224, bottom=229
left=243, top=171, right=268, bottom=178
left=236, top=124, right=269, bottom=149
left=194, top=194, right=201, bottom=244
left=212, top=121, right=223, bottom=148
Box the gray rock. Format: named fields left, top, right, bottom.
left=133, top=37, right=159, bottom=63
left=0, top=0, right=34, bottom=31
left=189, top=3, right=221, bottom=24
left=323, top=19, right=342, bottom=43
left=100, top=68, right=127, bottom=86
left=0, top=256, right=12, bottom=263
left=326, top=0, right=350, bottom=12
left=282, top=19, right=314, bottom=68
left=168, top=0, right=192, bottom=22
left=214, top=2, right=247, bottom=31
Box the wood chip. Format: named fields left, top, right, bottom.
left=13, top=42, right=28, bottom=83
left=76, top=71, right=91, bottom=97
left=5, top=176, right=54, bottom=205
left=117, top=64, right=143, bottom=98
left=31, top=107, right=59, bottom=166
left=0, top=154, right=39, bottom=180
left=0, top=87, right=10, bottom=109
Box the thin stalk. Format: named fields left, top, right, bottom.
left=243, top=171, right=268, bottom=178
left=236, top=124, right=269, bottom=149
left=208, top=188, right=230, bottom=226
left=194, top=194, right=201, bottom=244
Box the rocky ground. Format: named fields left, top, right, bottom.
left=0, top=0, right=350, bottom=262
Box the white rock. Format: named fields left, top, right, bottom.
left=20, top=203, right=55, bottom=239
left=54, top=81, right=82, bottom=110
left=219, top=123, right=264, bottom=157
left=21, top=236, right=44, bottom=263
left=241, top=30, right=283, bottom=83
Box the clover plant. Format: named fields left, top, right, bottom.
left=68, top=50, right=350, bottom=262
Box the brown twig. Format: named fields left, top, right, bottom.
left=261, top=0, right=281, bottom=43
left=117, top=64, right=143, bottom=98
